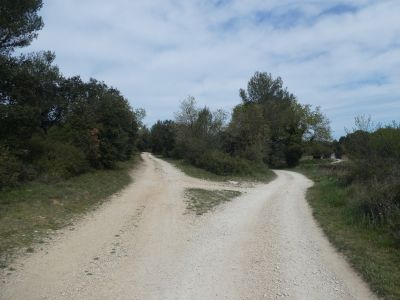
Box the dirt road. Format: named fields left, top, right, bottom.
left=0, top=153, right=376, bottom=299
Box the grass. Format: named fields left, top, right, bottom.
left=296, top=159, right=400, bottom=299
left=0, top=155, right=140, bottom=268
left=184, top=188, right=242, bottom=215
left=162, top=157, right=276, bottom=183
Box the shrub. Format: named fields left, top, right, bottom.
left=194, top=150, right=252, bottom=175
left=343, top=126, right=400, bottom=224
left=285, top=144, right=303, bottom=167
left=350, top=178, right=400, bottom=223
left=0, top=148, right=24, bottom=188
left=35, top=141, right=89, bottom=181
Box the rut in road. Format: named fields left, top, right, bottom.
left=0, top=153, right=376, bottom=299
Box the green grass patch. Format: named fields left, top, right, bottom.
left=185, top=188, right=242, bottom=215
left=162, top=157, right=275, bottom=183
left=296, top=159, right=400, bottom=299
left=0, top=155, right=140, bottom=266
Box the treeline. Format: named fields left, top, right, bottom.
left=0, top=1, right=140, bottom=188
left=139, top=72, right=332, bottom=175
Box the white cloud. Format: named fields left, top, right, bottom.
left=24, top=0, right=400, bottom=137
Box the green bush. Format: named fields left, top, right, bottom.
left=35, top=141, right=89, bottom=181
left=0, top=148, right=24, bottom=188
left=343, top=126, right=400, bottom=225
left=285, top=143, right=303, bottom=167
left=194, top=150, right=252, bottom=175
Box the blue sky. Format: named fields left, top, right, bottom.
left=24, top=0, right=400, bottom=138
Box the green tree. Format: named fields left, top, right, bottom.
left=137, top=126, right=151, bottom=152
left=224, top=103, right=270, bottom=162
left=150, top=120, right=176, bottom=156
left=174, top=97, right=227, bottom=163
left=237, top=72, right=331, bottom=167
left=238, top=72, right=304, bottom=167
left=0, top=0, right=43, bottom=54
left=301, top=105, right=332, bottom=159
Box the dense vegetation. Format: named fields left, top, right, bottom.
left=0, top=0, right=140, bottom=189
left=144, top=73, right=332, bottom=176
left=342, top=121, right=400, bottom=238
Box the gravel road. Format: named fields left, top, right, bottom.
left=0, top=153, right=376, bottom=299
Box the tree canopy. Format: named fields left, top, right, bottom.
left=147, top=72, right=332, bottom=173
left=0, top=2, right=141, bottom=188
left=0, top=0, right=43, bottom=54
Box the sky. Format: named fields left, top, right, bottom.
left=24, top=0, right=400, bottom=138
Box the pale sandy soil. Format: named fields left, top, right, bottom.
left=0, top=153, right=376, bottom=299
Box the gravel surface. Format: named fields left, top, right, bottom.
left=0, top=153, right=376, bottom=299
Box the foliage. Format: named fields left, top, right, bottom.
left=136, top=126, right=151, bottom=151
left=223, top=103, right=270, bottom=162
left=237, top=72, right=331, bottom=167
left=0, top=0, right=43, bottom=54
left=0, top=54, right=139, bottom=188
left=195, top=150, right=252, bottom=176
left=343, top=124, right=400, bottom=227
left=151, top=72, right=331, bottom=176
left=150, top=120, right=176, bottom=156
left=332, top=139, right=344, bottom=159
left=304, top=141, right=333, bottom=159
left=173, top=97, right=227, bottom=163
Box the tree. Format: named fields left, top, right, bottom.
left=301, top=105, right=332, bottom=159
left=238, top=72, right=304, bottom=167
left=150, top=120, right=176, bottom=155
left=0, top=51, right=62, bottom=151
left=225, top=103, right=270, bottom=162
left=0, top=0, right=44, bottom=54
left=173, top=97, right=227, bottom=164
left=137, top=126, right=151, bottom=152
left=174, top=96, right=198, bottom=127
left=301, top=105, right=331, bottom=143
left=237, top=72, right=332, bottom=167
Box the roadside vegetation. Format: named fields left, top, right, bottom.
left=185, top=188, right=241, bottom=215
left=0, top=0, right=143, bottom=189
left=139, top=73, right=332, bottom=179
left=297, top=120, right=400, bottom=299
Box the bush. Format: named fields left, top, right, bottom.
left=350, top=179, right=400, bottom=223
left=35, top=141, right=89, bottom=181
left=194, top=150, right=252, bottom=175
left=343, top=126, right=400, bottom=224
left=0, top=148, right=24, bottom=188
left=285, top=144, right=303, bottom=167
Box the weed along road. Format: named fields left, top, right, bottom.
left=0, top=153, right=376, bottom=299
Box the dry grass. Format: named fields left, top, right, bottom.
left=184, top=188, right=241, bottom=215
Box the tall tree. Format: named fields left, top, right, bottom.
left=0, top=0, right=43, bottom=54
left=239, top=72, right=304, bottom=167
